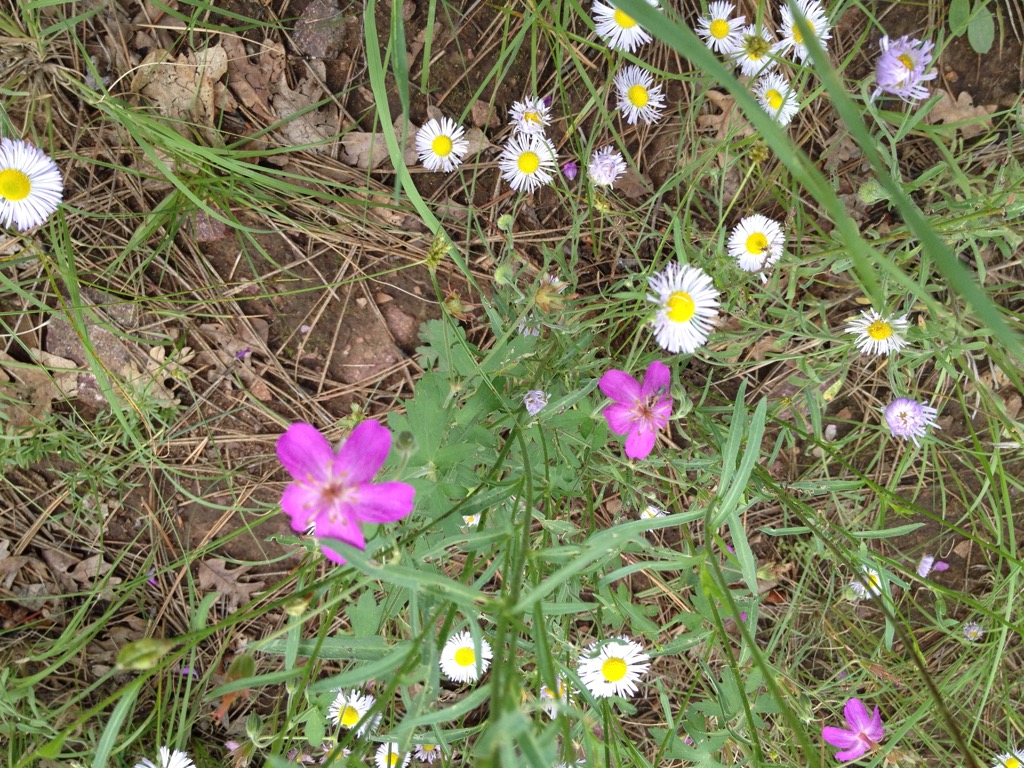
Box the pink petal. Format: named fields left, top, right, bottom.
left=320, top=543, right=347, bottom=564
left=624, top=426, right=656, bottom=459
left=603, top=403, right=636, bottom=435
left=277, top=423, right=334, bottom=482
left=318, top=518, right=366, bottom=554
left=834, top=743, right=870, bottom=762
left=843, top=698, right=873, bottom=732
left=640, top=360, right=670, bottom=396
left=599, top=369, right=641, bottom=404
left=821, top=726, right=858, bottom=750
left=281, top=483, right=323, bottom=532
left=650, top=395, right=673, bottom=427
left=335, top=420, right=392, bottom=484
left=350, top=482, right=416, bottom=523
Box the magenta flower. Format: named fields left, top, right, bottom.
left=822, top=698, right=884, bottom=761
left=598, top=360, right=673, bottom=459
left=276, top=421, right=415, bottom=564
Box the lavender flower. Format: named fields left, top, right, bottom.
left=884, top=397, right=940, bottom=447
left=523, top=389, right=549, bottom=416
left=873, top=35, right=937, bottom=102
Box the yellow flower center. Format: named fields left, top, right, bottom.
left=517, top=151, right=540, bottom=174
left=421, top=745, right=436, bottom=752
left=386, top=752, right=399, bottom=767
left=866, top=320, right=893, bottom=340
left=454, top=647, right=476, bottom=667
left=709, top=18, right=730, bottom=39
left=524, top=110, right=541, bottom=123
left=746, top=232, right=769, bottom=254
left=898, top=53, right=915, bottom=70
left=766, top=89, right=783, bottom=111
left=431, top=135, right=452, bottom=157
left=613, top=8, right=636, bottom=28
left=792, top=26, right=804, bottom=44
left=666, top=291, right=695, bottom=322
left=601, top=657, right=627, bottom=682
left=0, top=169, right=31, bottom=201
left=1004, top=758, right=1020, bottom=768
left=341, top=705, right=360, bottom=727
left=627, top=84, right=649, bottom=107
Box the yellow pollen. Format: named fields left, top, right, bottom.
left=387, top=753, right=399, bottom=767
left=524, top=110, right=540, bottom=123
left=0, top=169, right=31, bottom=201
left=709, top=18, right=729, bottom=39
left=601, top=657, right=627, bottom=682
left=431, top=135, right=453, bottom=157
left=898, top=53, right=915, bottom=70
left=766, top=89, right=783, bottom=110
left=746, top=232, right=769, bottom=254
left=517, top=151, right=540, bottom=174
left=340, top=705, right=360, bottom=727
left=613, top=8, right=636, bottom=28
left=866, top=320, right=893, bottom=340
left=666, top=291, right=695, bottom=323
left=1005, top=759, right=1020, bottom=768
left=627, top=84, right=649, bottom=107
left=792, top=26, right=803, bottom=44
left=454, top=647, right=476, bottom=667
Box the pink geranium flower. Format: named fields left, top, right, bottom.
left=598, top=360, right=673, bottom=459
left=822, top=698, right=884, bottom=761
left=276, top=421, right=415, bottom=564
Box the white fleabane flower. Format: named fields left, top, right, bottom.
left=440, top=630, right=492, bottom=683
left=992, top=751, right=1024, bottom=768
left=134, top=748, right=195, bottom=768
left=540, top=676, right=570, bottom=716
left=778, top=0, right=831, bottom=62
left=695, top=1, right=745, bottom=54
left=917, top=554, right=935, bottom=578
left=849, top=566, right=883, bottom=599
left=327, top=689, right=379, bottom=736
left=0, top=137, right=63, bottom=231
left=728, top=214, right=785, bottom=273
left=963, top=620, right=984, bottom=642
left=592, top=0, right=659, bottom=53
left=884, top=398, right=940, bottom=447
left=639, top=504, right=666, bottom=521
left=577, top=636, right=650, bottom=698
left=873, top=35, right=937, bottom=102
left=374, top=743, right=410, bottom=768
left=413, top=743, right=443, bottom=763
left=498, top=134, right=558, bottom=193
left=754, top=72, right=799, bottom=126
left=614, top=65, right=667, bottom=125
left=415, top=117, right=469, bottom=173
left=844, top=309, right=910, bottom=356
left=509, top=97, right=552, bottom=135
left=730, top=25, right=777, bottom=76
left=588, top=146, right=627, bottom=187
left=647, top=261, right=720, bottom=354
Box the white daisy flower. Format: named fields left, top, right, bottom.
left=539, top=675, right=570, bottom=716
left=614, top=64, right=667, bottom=125
left=695, top=1, right=745, bottom=54
left=729, top=25, right=777, bottom=77
left=462, top=513, right=481, bottom=527
left=577, top=636, right=650, bottom=699
left=588, top=146, right=627, bottom=187
left=728, top=214, right=785, bottom=273
left=508, top=97, right=552, bottom=136
left=992, top=751, right=1024, bottom=768
left=375, top=743, right=411, bottom=768
left=413, top=743, right=443, bottom=763
left=592, top=0, right=659, bottom=52
left=639, top=504, right=666, bottom=520
left=0, top=137, right=63, bottom=231
left=753, top=72, right=799, bottom=126
left=415, top=117, right=469, bottom=173
left=498, top=134, right=558, bottom=194
left=778, top=0, right=831, bottom=62
left=439, top=630, right=492, bottom=683
left=843, top=309, right=910, bottom=356
left=849, top=566, right=883, bottom=599
left=647, top=261, right=720, bottom=354
left=134, top=747, right=195, bottom=768
left=327, top=689, right=379, bottom=736
left=962, top=620, right=984, bottom=642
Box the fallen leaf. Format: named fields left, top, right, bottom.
left=130, top=45, right=229, bottom=145
left=271, top=60, right=339, bottom=153
left=198, top=559, right=265, bottom=613
left=0, top=350, right=79, bottom=431
left=925, top=91, right=996, bottom=139
left=697, top=90, right=754, bottom=142
left=222, top=37, right=284, bottom=123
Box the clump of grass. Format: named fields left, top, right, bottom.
left=1, top=0, right=1023, bottom=767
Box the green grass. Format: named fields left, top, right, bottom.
left=0, top=0, right=1023, bottom=766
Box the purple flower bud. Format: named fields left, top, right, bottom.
left=561, top=160, right=578, bottom=181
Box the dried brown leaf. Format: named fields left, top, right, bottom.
left=924, top=91, right=996, bottom=139
left=271, top=60, right=339, bottom=153
left=198, top=559, right=264, bottom=613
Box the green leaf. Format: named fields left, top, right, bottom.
left=968, top=3, right=995, bottom=53
left=346, top=589, right=383, bottom=636
left=949, top=0, right=970, bottom=34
